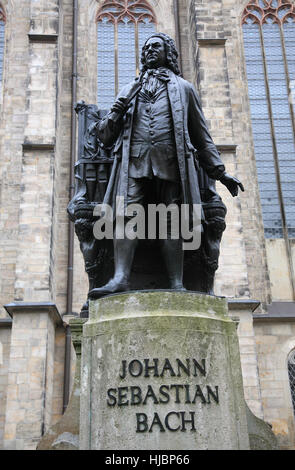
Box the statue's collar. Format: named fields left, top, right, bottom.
left=144, top=67, right=171, bottom=82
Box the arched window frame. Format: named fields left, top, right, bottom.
left=0, top=3, right=6, bottom=92
left=96, top=0, right=157, bottom=108
left=242, top=0, right=295, bottom=240
left=242, top=0, right=295, bottom=25
left=0, top=3, right=5, bottom=21
left=288, top=348, right=295, bottom=416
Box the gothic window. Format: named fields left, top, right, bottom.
left=0, top=4, right=5, bottom=90
left=242, top=1, right=295, bottom=239
left=288, top=349, right=295, bottom=415
left=96, top=0, right=156, bottom=109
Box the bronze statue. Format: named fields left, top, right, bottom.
left=68, top=33, right=244, bottom=313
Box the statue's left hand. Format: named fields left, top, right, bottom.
left=220, top=173, right=244, bottom=197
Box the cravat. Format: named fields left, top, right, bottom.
left=142, top=68, right=170, bottom=97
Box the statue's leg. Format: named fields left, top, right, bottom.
left=158, top=178, right=186, bottom=290
left=161, top=238, right=185, bottom=290
left=113, top=236, right=138, bottom=284
left=88, top=177, right=144, bottom=298
left=88, top=237, right=138, bottom=297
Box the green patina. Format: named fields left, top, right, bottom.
left=88, top=291, right=228, bottom=324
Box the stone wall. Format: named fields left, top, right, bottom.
left=2, top=304, right=66, bottom=450
left=0, top=321, right=12, bottom=446
left=265, top=239, right=295, bottom=301
left=0, top=0, right=60, bottom=314
left=0, top=0, right=31, bottom=317
left=51, top=0, right=78, bottom=315
left=229, top=302, right=264, bottom=419
left=187, top=0, right=271, bottom=306
left=254, top=317, right=295, bottom=449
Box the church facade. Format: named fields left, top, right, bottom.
left=0, top=0, right=295, bottom=450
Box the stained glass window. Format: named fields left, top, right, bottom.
left=0, top=5, right=5, bottom=89
left=288, top=349, right=295, bottom=416
left=96, top=0, right=156, bottom=109
left=242, top=1, right=295, bottom=239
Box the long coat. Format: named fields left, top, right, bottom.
left=98, top=69, right=225, bottom=216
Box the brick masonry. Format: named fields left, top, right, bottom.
left=0, top=321, right=12, bottom=446
left=2, top=306, right=63, bottom=450
left=254, top=319, right=295, bottom=449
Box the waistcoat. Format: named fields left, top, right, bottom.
left=129, top=84, right=179, bottom=182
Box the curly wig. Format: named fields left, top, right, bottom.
left=140, top=32, right=180, bottom=76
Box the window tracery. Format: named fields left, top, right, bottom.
left=0, top=4, right=6, bottom=88
left=288, top=349, right=295, bottom=416
left=96, top=0, right=156, bottom=24
left=242, top=0, right=295, bottom=239
left=242, top=0, right=295, bottom=25
left=96, top=0, right=156, bottom=108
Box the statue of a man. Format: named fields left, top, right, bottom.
left=89, top=32, right=243, bottom=298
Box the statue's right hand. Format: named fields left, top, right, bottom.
left=74, top=100, right=87, bottom=114
left=110, top=97, right=129, bottom=118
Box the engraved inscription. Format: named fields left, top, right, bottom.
left=106, top=358, right=220, bottom=433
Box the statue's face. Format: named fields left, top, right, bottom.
left=143, top=37, right=166, bottom=69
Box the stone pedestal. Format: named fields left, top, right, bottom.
left=80, top=291, right=250, bottom=450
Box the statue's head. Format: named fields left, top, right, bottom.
left=141, top=32, right=180, bottom=75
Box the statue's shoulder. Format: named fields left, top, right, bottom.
left=174, top=74, right=195, bottom=92
left=173, top=74, right=199, bottom=101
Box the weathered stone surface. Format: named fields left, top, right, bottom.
left=80, top=291, right=250, bottom=450
left=228, top=301, right=264, bottom=419
left=2, top=304, right=63, bottom=450
left=0, top=323, right=12, bottom=446
left=37, top=318, right=86, bottom=451
left=246, top=404, right=279, bottom=450
left=254, top=317, right=295, bottom=449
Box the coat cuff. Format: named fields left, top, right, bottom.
left=197, top=147, right=226, bottom=180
